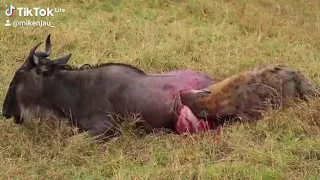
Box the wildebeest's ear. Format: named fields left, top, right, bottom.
left=51, top=54, right=72, bottom=65
left=33, top=55, right=40, bottom=65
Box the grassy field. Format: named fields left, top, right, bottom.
left=0, top=0, right=320, bottom=179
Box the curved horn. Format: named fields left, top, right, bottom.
left=28, top=41, right=43, bottom=59
left=34, top=34, right=51, bottom=57
left=24, top=41, right=43, bottom=68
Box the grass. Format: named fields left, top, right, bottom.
left=0, top=0, right=320, bottom=179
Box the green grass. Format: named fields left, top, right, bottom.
left=0, top=0, right=320, bottom=179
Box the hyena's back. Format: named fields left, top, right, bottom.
left=254, top=64, right=318, bottom=99
left=180, top=64, right=319, bottom=121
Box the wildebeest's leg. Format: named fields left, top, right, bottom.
left=80, top=115, right=121, bottom=141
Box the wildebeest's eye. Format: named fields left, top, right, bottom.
left=17, top=69, right=25, bottom=74
left=35, top=65, right=54, bottom=77
left=14, top=69, right=25, bottom=76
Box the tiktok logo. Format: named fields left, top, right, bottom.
left=5, top=4, right=16, bottom=17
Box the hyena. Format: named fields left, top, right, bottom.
left=180, top=64, right=319, bottom=123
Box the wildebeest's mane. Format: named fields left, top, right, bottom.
left=54, top=62, right=147, bottom=75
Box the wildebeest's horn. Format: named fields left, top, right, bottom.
left=28, top=41, right=43, bottom=59
left=24, top=41, right=42, bottom=68
left=34, top=34, right=51, bottom=57
left=52, top=54, right=72, bottom=65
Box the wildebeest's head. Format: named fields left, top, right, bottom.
left=2, top=34, right=72, bottom=124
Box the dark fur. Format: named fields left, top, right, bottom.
left=55, top=62, right=147, bottom=74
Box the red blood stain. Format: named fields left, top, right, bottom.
left=175, top=105, right=212, bottom=134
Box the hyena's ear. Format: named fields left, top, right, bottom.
left=179, top=89, right=211, bottom=117
left=201, top=88, right=211, bottom=93
left=180, top=89, right=211, bottom=103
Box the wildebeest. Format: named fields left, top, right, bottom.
left=180, top=64, right=319, bottom=124
left=2, top=34, right=216, bottom=140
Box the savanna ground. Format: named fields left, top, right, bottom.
left=0, top=0, right=320, bottom=179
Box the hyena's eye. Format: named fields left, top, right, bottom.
left=199, top=109, right=210, bottom=117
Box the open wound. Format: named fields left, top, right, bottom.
left=176, top=105, right=211, bottom=134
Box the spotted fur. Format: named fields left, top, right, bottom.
left=180, top=64, right=319, bottom=122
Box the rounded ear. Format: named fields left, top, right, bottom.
left=33, top=55, right=40, bottom=65
left=52, top=54, right=72, bottom=65
left=180, top=88, right=211, bottom=117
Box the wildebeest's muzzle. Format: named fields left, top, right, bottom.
left=2, top=76, right=23, bottom=124
left=2, top=92, right=23, bottom=124
left=2, top=82, right=15, bottom=119
left=2, top=96, right=12, bottom=119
